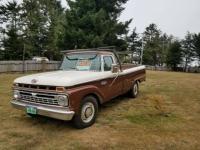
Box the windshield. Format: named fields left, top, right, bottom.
left=60, top=53, right=101, bottom=72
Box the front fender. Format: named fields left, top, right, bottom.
left=67, top=85, right=105, bottom=113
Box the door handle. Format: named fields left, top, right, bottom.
left=101, top=80, right=108, bottom=85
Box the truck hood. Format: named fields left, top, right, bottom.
left=14, top=70, right=110, bottom=87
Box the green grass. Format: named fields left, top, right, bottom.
left=126, top=113, right=178, bottom=125
left=0, top=71, right=200, bottom=150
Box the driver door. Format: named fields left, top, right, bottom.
left=100, top=55, right=123, bottom=101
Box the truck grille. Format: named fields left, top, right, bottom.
left=19, top=91, right=59, bottom=106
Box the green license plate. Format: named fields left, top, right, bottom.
left=26, top=106, right=37, bottom=115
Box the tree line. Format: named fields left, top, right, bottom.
left=130, top=24, right=200, bottom=72
left=0, top=0, right=200, bottom=72
left=0, top=0, right=131, bottom=60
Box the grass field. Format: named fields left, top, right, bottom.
left=0, top=71, right=200, bottom=150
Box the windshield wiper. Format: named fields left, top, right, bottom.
left=68, top=67, right=77, bottom=70
left=59, top=67, right=76, bottom=70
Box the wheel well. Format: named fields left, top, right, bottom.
left=134, top=79, right=140, bottom=84
left=83, top=93, right=102, bottom=106
left=133, top=79, right=139, bottom=84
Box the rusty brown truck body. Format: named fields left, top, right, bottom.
left=11, top=48, right=146, bottom=128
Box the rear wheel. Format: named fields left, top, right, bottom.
left=73, top=96, right=98, bottom=129
left=130, top=81, right=139, bottom=98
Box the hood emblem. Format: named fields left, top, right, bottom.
left=31, top=79, right=38, bottom=84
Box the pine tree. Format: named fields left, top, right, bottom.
left=0, top=0, right=23, bottom=60
left=21, top=0, right=65, bottom=60
left=21, top=0, right=49, bottom=58
left=159, top=33, right=172, bottom=66
left=142, top=24, right=172, bottom=67
left=63, top=0, right=132, bottom=50
left=127, top=28, right=142, bottom=63
left=166, top=41, right=182, bottom=71
left=128, top=28, right=141, bottom=52
left=193, top=33, right=200, bottom=66
left=42, top=0, right=65, bottom=60
left=3, top=28, right=24, bottom=60
left=143, top=23, right=162, bottom=66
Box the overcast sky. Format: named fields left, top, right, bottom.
left=120, top=0, right=200, bottom=38
left=2, top=0, right=200, bottom=38
left=60, top=0, right=200, bottom=38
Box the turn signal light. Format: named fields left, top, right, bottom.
left=56, top=87, right=65, bottom=92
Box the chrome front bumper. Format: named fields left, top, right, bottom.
left=11, top=100, right=75, bottom=121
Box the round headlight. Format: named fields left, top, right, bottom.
left=14, top=90, right=20, bottom=99
left=13, top=83, right=19, bottom=87
left=57, top=95, right=68, bottom=107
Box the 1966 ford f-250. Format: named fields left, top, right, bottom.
left=11, top=48, right=146, bottom=128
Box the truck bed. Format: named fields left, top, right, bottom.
left=121, top=63, right=139, bottom=70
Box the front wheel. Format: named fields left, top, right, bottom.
left=73, top=96, right=98, bottom=129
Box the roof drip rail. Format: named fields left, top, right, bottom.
left=96, top=46, right=116, bottom=50
left=61, top=46, right=117, bottom=54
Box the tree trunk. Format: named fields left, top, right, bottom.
left=198, top=59, right=200, bottom=73
left=184, top=58, right=188, bottom=72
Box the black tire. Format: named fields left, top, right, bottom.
left=73, top=96, right=98, bottom=129
left=129, top=81, right=139, bottom=98
left=27, top=114, right=36, bottom=118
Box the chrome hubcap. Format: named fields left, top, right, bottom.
left=81, top=102, right=95, bottom=123
left=85, top=107, right=93, bottom=118
left=133, top=83, right=138, bottom=95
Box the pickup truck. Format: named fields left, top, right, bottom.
left=11, top=48, right=146, bottom=128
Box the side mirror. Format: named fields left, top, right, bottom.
left=111, top=64, right=120, bottom=73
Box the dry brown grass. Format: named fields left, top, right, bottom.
left=0, top=71, right=200, bottom=150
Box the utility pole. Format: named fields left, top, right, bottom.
left=140, top=34, right=144, bottom=65
left=161, top=39, right=165, bottom=67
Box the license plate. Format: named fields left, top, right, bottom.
left=26, top=106, right=37, bottom=115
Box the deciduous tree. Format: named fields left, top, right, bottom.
left=182, top=32, right=196, bottom=72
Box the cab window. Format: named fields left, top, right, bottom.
left=103, top=56, right=113, bottom=71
